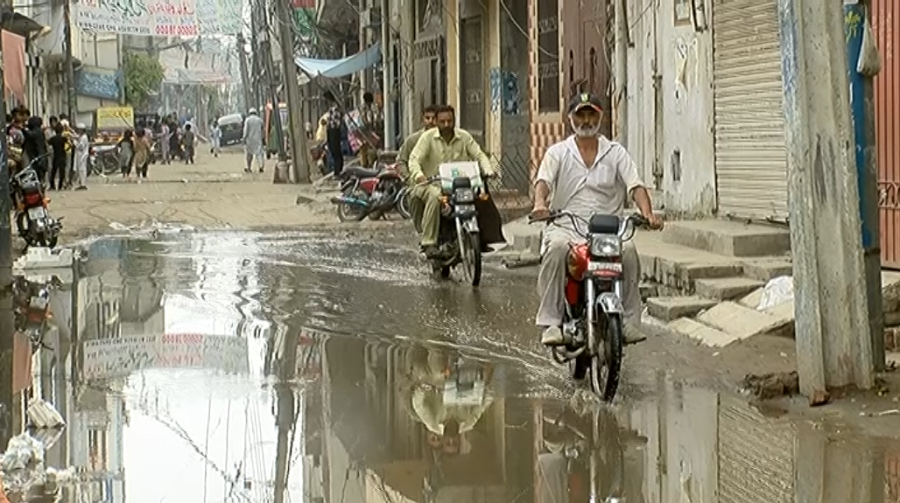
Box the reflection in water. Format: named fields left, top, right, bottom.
left=11, top=230, right=899, bottom=503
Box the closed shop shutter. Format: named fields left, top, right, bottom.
left=712, top=0, right=789, bottom=220
left=718, top=395, right=794, bottom=502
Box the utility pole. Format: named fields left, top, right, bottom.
left=0, top=7, right=16, bottom=453
left=250, top=1, right=263, bottom=110
left=380, top=0, right=395, bottom=149
left=236, top=33, right=253, bottom=112
left=845, top=0, right=884, bottom=371
left=613, top=0, right=628, bottom=145
left=259, top=0, right=288, bottom=161
left=777, top=0, right=875, bottom=402
left=63, top=0, right=77, bottom=118
left=275, top=0, right=312, bottom=183
left=273, top=329, right=298, bottom=503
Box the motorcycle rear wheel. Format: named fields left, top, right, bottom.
left=336, top=189, right=368, bottom=222
left=590, top=313, right=624, bottom=402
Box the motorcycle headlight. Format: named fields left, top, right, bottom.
left=589, top=234, right=621, bottom=257
left=454, top=187, right=475, bottom=204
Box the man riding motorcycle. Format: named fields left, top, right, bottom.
left=407, top=105, right=497, bottom=258
left=531, top=93, right=663, bottom=347
left=398, top=105, right=438, bottom=231
left=401, top=345, right=494, bottom=456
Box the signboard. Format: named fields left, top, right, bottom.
left=75, top=0, right=242, bottom=36
left=82, top=332, right=250, bottom=379
left=76, top=67, right=120, bottom=100
left=95, top=106, right=134, bottom=132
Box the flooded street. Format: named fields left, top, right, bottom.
left=9, top=229, right=900, bottom=502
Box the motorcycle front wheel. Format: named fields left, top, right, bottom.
left=460, top=231, right=482, bottom=287
left=395, top=188, right=412, bottom=220
left=590, top=313, right=624, bottom=402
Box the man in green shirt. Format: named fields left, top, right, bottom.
left=398, top=105, right=438, bottom=232
left=408, top=105, right=494, bottom=257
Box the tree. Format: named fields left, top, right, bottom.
left=123, top=51, right=165, bottom=110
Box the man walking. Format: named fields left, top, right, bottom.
left=242, top=108, right=265, bottom=173
left=323, top=91, right=345, bottom=177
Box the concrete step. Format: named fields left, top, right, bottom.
left=662, top=220, right=791, bottom=257
left=634, top=231, right=745, bottom=291
left=696, top=301, right=794, bottom=340
left=694, top=277, right=765, bottom=300
left=740, top=258, right=793, bottom=281
left=646, top=296, right=718, bottom=322
left=668, top=317, right=741, bottom=347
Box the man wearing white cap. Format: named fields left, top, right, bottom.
left=242, top=108, right=264, bottom=173
left=531, top=93, right=664, bottom=346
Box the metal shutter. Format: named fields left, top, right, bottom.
left=712, top=0, right=789, bottom=220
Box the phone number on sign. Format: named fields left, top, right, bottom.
left=155, top=24, right=198, bottom=36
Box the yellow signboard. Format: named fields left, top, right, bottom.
left=95, top=106, right=134, bottom=131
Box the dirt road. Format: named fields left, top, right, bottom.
left=50, top=148, right=383, bottom=242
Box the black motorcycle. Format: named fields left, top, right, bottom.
left=420, top=170, right=492, bottom=286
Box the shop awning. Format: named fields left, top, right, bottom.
left=6, top=12, right=45, bottom=37
left=294, top=42, right=380, bottom=83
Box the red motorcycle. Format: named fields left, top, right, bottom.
left=330, top=153, right=412, bottom=222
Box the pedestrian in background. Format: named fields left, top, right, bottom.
left=117, top=129, right=135, bottom=178
left=73, top=123, right=89, bottom=190
left=209, top=120, right=221, bottom=157
left=22, top=116, right=47, bottom=184
left=323, top=91, right=345, bottom=177
left=182, top=124, right=196, bottom=164
left=134, top=128, right=151, bottom=179
left=46, top=123, right=69, bottom=190
left=242, top=108, right=264, bottom=173
left=159, top=120, right=170, bottom=164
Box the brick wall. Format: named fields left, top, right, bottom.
left=526, top=0, right=566, bottom=177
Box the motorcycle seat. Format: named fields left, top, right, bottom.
left=343, top=166, right=380, bottom=179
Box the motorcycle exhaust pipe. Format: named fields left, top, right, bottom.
left=329, top=196, right=368, bottom=207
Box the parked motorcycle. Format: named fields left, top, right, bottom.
left=330, top=161, right=411, bottom=222
left=419, top=162, right=490, bottom=286
left=89, top=144, right=119, bottom=176
left=528, top=210, right=648, bottom=401
left=12, top=156, right=62, bottom=249
left=12, top=276, right=55, bottom=353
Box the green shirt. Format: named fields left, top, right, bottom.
left=407, top=128, right=494, bottom=181
left=398, top=128, right=427, bottom=176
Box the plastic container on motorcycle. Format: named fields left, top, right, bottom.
left=439, top=161, right=484, bottom=192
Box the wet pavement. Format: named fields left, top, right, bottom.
left=8, top=229, right=900, bottom=502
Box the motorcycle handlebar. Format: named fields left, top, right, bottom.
left=528, top=210, right=651, bottom=237
left=415, top=172, right=497, bottom=187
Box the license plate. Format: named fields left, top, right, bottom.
left=588, top=261, right=622, bottom=272
left=27, top=207, right=45, bottom=220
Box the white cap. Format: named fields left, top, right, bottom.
left=75, top=123, right=86, bottom=129
left=248, top=108, right=258, bottom=115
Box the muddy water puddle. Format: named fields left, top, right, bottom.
left=8, top=230, right=898, bottom=502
